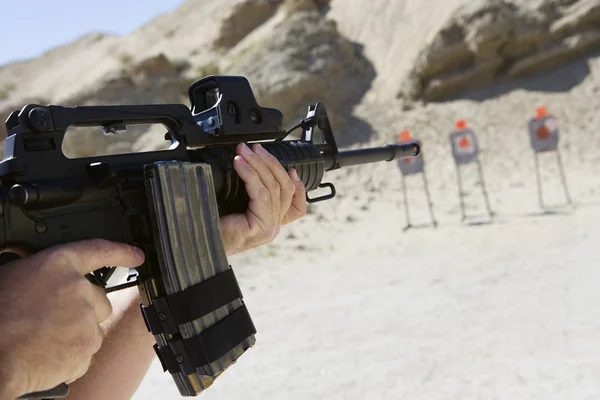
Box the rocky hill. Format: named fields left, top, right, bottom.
left=399, top=0, right=600, bottom=102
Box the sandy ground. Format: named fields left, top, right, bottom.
left=131, top=171, right=600, bottom=400
left=129, top=36, right=600, bottom=399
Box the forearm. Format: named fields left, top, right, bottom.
left=65, top=287, right=155, bottom=400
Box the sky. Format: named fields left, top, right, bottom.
left=0, top=0, right=186, bottom=66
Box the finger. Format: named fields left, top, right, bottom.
left=238, top=143, right=281, bottom=220
left=232, top=155, right=271, bottom=230
left=252, top=144, right=297, bottom=223
left=40, top=239, right=145, bottom=275
left=283, top=168, right=307, bottom=224
left=89, top=284, right=113, bottom=323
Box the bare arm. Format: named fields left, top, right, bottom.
left=65, top=287, right=155, bottom=400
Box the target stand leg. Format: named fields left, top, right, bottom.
left=555, top=150, right=573, bottom=206
left=533, top=152, right=545, bottom=209
left=401, top=173, right=412, bottom=231
left=455, top=163, right=467, bottom=222
left=422, top=170, right=438, bottom=228
left=476, top=160, right=494, bottom=219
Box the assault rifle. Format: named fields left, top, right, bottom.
left=0, top=76, right=420, bottom=399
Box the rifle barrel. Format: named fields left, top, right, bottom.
left=323, top=142, right=420, bottom=171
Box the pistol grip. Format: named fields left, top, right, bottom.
left=18, top=383, right=69, bottom=399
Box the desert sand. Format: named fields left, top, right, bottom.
left=133, top=204, right=600, bottom=400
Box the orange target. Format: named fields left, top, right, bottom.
left=458, top=135, right=471, bottom=149
left=449, top=120, right=479, bottom=164
left=399, top=130, right=412, bottom=142
left=536, top=125, right=550, bottom=139
left=396, top=130, right=423, bottom=175
left=528, top=106, right=559, bottom=153
left=399, top=130, right=415, bottom=163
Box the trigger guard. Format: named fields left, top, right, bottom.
left=0, top=252, right=23, bottom=266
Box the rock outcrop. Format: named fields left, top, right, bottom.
left=213, top=0, right=330, bottom=50
left=399, top=0, right=600, bottom=102
left=282, top=0, right=330, bottom=13
left=214, top=0, right=283, bottom=49
left=226, top=7, right=374, bottom=129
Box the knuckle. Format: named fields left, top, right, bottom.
left=297, top=202, right=308, bottom=216
left=250, top=170, right=261, bottom=183
left=257, top=187, right=270, bottom=203
left=257, top=232, right=271, bottom=244
left=287, top=206, right=307, bottom=223
left=283, top=179, right=296, bottom=195
left=71, top=276, right=93, bottom=298
left=87, top=238, right=114, bottom=259
left=245, top=168, right=260, bottom=182
left=247, top=217, right=263, bottom=237
left=271, top=226, right=280, bottom=240
left=269, top=180, right=281, bottom=195
left=259, top=226, right=279, bottom=243
left=297, top=181, right=307, bottom=193
left=266, top=153, right=281, bottom=167
left=42, top=247, right=71, bottom=270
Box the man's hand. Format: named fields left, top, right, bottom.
left=0, top=239, right=144, bottom=399
left=220, top=142, right=307, bottom=255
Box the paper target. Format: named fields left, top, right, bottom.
left=528, top=115, right=559, bottom=153
left=449, top=128, right=479, bottom=164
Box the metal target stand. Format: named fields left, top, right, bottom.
left=450, top=121, right=494, bottom=222
left=396, top=132, right=438, bottom=231
left=454, top=159, right=494, bottom=221
left=400, top=166, right=438, bottom=231
left=528, top=107, right=572, bottom=210
left=532, top=148, right=572, bottom=210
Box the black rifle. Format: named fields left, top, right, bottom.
left=0, top=76, right=419, bottom=399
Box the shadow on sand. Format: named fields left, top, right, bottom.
left=332, top=42, right=376, bottom=148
